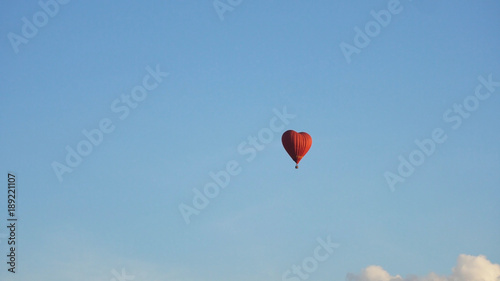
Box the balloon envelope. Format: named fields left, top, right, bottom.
left=281, top=130, right=312, bottom=168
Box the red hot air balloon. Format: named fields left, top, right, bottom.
left=281, top=130, right=312, bottom=169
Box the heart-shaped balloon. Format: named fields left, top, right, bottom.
left=281, top=130, right=312, bottom=169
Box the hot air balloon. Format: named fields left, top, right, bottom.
left=281, top=130, right=312, bottom=169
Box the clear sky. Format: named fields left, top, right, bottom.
left=1, top=0, right=499, bottom=280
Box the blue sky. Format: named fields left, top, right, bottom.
left=1, top=0, right=499, bottom=280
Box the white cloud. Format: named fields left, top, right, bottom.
left=451, top=255, right=500, bottom=281
left=347, top=254, right=500, bottom=281
left=346, top=265, right=404, bottom=281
